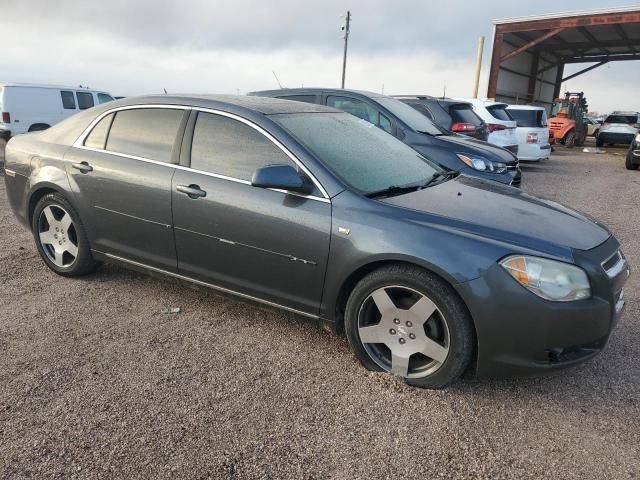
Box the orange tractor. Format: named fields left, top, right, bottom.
left=547, top=92, right=588, bottom=148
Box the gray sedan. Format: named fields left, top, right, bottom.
left=3, top=95, right=629, bottom=388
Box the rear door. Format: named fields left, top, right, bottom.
left=66, top=106, right=188, bottom=271
left=171, top=110, right=332, bottom=315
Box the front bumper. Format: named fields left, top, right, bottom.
left=598, top=131, right=636, bottom=145
left=457, top=236, right=629, bottom=377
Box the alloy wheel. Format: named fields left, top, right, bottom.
left=37, top=205, right=79, bottom=268
left=357, top=285, right=450, bottom=378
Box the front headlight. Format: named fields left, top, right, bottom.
left=457, top=154, right=507, bottom=173
left=635, top=132, right=640, bottom=142
left=500, top=255, right=591, bottom=302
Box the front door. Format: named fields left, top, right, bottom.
left=66, top=106, right=187, bottom=271
left=171, top=111, right=332, bottom=315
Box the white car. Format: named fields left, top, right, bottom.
left=596, top=112, right=640, bottom=147
left=506, top=105, right=551, bottom=161
left=0, top=82, right=115, bottom=139
left=456, top=98, right=518, bottom=156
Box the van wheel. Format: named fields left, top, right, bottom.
left=28, top=123, right=50, bottom=132
left=344, top=264, right=474, bottom=389
left=627, top=154, right=639, bottom=170
left=32, top=193, right=100, bottom=276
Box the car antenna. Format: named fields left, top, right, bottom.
left=163, top=88, right=168, bottom=94
left=272, top=71, right=284, bottom=89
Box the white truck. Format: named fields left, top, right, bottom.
left=0, top=83, right=115, bottom=139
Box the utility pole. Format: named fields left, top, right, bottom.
left=472, top=36, right=485, bottom=98
left=341, top=11, right=351, bottom=89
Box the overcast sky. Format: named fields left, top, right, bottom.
left=2, top=0, right=638, bottom=114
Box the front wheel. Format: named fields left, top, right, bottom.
left=564, top=131, right=576, bottom=148
left=627, top=154, right=639, bottom=170
left=344, top=265, right=474, bottom=389
left=32, top=193, right=100, bottom=276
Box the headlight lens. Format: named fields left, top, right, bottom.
left=457, top=154, right=507, bottom=173
left=635, top=132, right=640, bottom=142
left=500, top=255, right=591, bottom=302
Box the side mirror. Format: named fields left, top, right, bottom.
left=251, top=164, right=313, bottom=194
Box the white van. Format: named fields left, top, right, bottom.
left=0, top=83, right=114, bottom=139
left=506, top=105, right=551, bottom=161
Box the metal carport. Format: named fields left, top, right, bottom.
left=487, top=6, right=640, bottom=108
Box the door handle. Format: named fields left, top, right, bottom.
left=176, top=184, right=207, bottom=199
left=72, top=161, right=93, bottom=173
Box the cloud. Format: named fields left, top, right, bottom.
left=1, top=0, right=638, bottom=113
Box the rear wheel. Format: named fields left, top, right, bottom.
left=32, top=193, right=100, bottom=276
left=344, top=264, right=474, bottom=389
left=627, top=153, right=639, bottom=170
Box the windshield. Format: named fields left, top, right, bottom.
left=375, top=96, right=444, bottom=135
left=507, top=108, right=547, bottom=127
left=272, top=112, right=441, bottom=194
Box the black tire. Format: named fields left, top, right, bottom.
left=344, top=264, right=474, bottom=389
left=596, top=137, right=604, bottom=147
left=627, top=153, right=639, bottom=170
left=564, top=131, right=576, bottom=148
left=31, top=192, right=100, bottom=276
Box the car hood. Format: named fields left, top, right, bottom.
left=380, top=176, right=610, bottom=252
left=414, top=133, right=517, bottom=164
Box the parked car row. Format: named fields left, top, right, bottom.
left=250, top=89, right=522, bottom=186
left=3, top=94, right=629, bottom=388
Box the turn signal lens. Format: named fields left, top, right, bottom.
left=500, top=255, right=591, bottom=302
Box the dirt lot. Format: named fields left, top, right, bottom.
left=1, top=141, right=639, bottom=479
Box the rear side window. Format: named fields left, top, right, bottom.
left=61, top=91, right=76, bottom=110
left=450, top=106, right=483, bottom=126
left=84, top=113, right=114, bottom=149
left=605, top=115, right=637, bottom=124
left=507, top=109, right=547, bottom=128
left=190, top=112, right=296, bottom=181
left=407, top=103, right=434, bottom=120
left=106, top=108, right=184, bottom=162
left=379, top=113, right=393, bottom=133
left=278, top=95, right=317, bottom=104
left=326, top=96, right=378, bottom=124
left=486, top=105, right=513, bottom=121
left=97, top=93, right=114, bottom=104
left=76, top=92, right=95, bottom=110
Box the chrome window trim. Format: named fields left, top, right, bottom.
left=98, top=251, right=320, bottom=319
left=72, top=104, right=331, bottom=203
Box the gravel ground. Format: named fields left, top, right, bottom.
left=1, top=140, right=639, bottom=479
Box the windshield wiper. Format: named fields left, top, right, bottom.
left=422, top=170, right=459, bottom=188
left=416, top=130, right=445, bottom=136
left=365, top=184, right=421, bottom=199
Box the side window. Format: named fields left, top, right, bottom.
left=97, top=93, right=114, bottom=104
left=84, top=113, right=114, bottom=149
left=278, top=95, right=318, bottom=104
left=190, top=112, right=296, bottom=181
left=378, top=113, right=393, bottom=133
left=326, top=96, right=378, bottom=124
left=106, top=108, right=184, bottom=163
left=61, top=91, right=76, bottom=110
left=408, top=103, right=434, bottom=120
left=76, top=92, right=95, bottom=110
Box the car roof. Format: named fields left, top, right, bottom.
left=456, top=98, right=508, bottom=108
left=506, top=105, right=546, bottom=111
left=250, top=88, right=389, bottom=100
left=393, top=95, right=473, bottom=107
left=109, top=94, right=341, bottom=115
